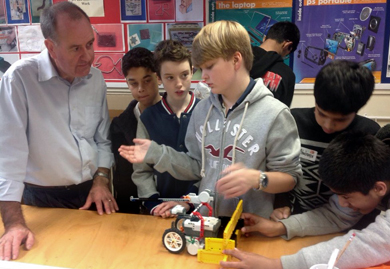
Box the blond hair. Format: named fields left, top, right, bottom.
left=192, top=20, right=253, bottom=71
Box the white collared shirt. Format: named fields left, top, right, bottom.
left=0, top=50, right=114, bottom=201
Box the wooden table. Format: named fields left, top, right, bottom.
left=0, top=206, right=341, bottom=269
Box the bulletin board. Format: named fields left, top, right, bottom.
left=0, top=0, right=207, bottom=84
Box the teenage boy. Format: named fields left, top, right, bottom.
left=119, top=20, right=302, bottom=219
left=250, top=21, right=300, bottom=107
left=110, top=47, right=161, bottom=213
left=240, top=60, right=380, bottom=239
left=132, top=40, right=199, bottom=217
left=221, top=130, right=390, bottom=269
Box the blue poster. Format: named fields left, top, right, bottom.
left=5, top=0, right=30, bottom=24
left=381, top=0, right=390, bottom=83
left=120, top=0, right=146, bottom=22
left=294, top=0, right=386, bottom=83
left=127, top=23, right=163, bottom=51
left=208, top=0, right=293, bottom=66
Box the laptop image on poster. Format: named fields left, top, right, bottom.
left=247, top=11, right=278, bottom=45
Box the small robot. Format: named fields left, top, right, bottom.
left=132, top=190, right=243, bottom=264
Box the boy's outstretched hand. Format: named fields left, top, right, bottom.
left=220, top=248, right=283, bottom=269
left=118, top=138, right=151, bottom=163
left=241, top=213, right=287, bottom=237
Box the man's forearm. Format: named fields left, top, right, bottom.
left=0, top=201, right=26, bottom=229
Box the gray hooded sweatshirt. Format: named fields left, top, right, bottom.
left=143, top=79, right=302, bottom=218
left=281, top=198, right=390, bottom=268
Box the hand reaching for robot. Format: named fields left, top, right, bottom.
left=216, top=163, right=259, bottom=199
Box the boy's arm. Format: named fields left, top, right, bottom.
left=143, top=114, right=202, bottom=181
left=281, top=211, right=390, bottom=268
left=266, top=108, right=302, bottom=184
left=280, top=195, right=363, bottom=240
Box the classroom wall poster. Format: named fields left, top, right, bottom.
left=5, top=0, right=30, bottom=24
left=294, top=0, right=386, bottom=83
left=127, top=23, right=163, bottom=51
left=93, top=53, right=124, bottom=80
left=92, top=23, right=125, bottom=52
left=208, top=0, right=293, bottom=66
left=30, top=0, right=52, bottom=23
left=18, top=25, right=45, bottom=51
left=120, top=0, right=146, bottom=22
left=69, top=0, right=104, bottom=17
left=176, top=0, right=204, bottom=22
left=148, top=0, right=175, bottom=22
left=166, top=22, right=203, bottom=50
left=0, top=25, right=17, bottom=52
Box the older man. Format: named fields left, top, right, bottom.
left=0, top=2, right=116, bottom=260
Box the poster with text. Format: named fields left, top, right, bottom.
left=166, top=22, right=202, bottom=50
left=69, top=0, right=104, bottom=17
left=30, top=0, right=52, bottom=23
left=209, top=0, right=293, bottom=66
left=148, top=0, right=175, bottom=22
left=5, top=0, right=29, bottom=24
left=209, top=0, right=293, bottom=47
left=294, top=0, right=386, bottom=83
left=120, top=0, right=146, bottom=22
left=127, top=23, right=163, bottom=51
left=176, top=0, right=204, bottom=22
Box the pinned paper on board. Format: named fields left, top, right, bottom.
left=68, top=0, right=104, bottom=17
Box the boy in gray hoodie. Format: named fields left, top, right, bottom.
left=221, top=129, right=390, bottom=269
left=119, top=20, right=302, bottom=218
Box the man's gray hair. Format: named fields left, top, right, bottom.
left=40, top=2, right=90, bottom=42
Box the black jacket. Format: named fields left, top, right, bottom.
left=110, top=100, right=141, bottom=213
left=250, top=46, right=295, bottom=107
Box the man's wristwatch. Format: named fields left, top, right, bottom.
left=94, top=171, right=110, bottom=180
left=255, top=171, right=268, bottom=191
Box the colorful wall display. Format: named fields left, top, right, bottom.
left=0, top=0, right=207, bottom=83
left=209, top=0, right=293, bottom=46
left=294, top=0, right=386, bottom=83
left=208, top=0, right=293, bottom=66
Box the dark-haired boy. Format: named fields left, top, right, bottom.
left=250, top=21, right=300, bottom=107
left=239, top=60, right=380, bottom=240
left=132, top=40, right=199, bottom=217
left=110, top=47, right=161, bottom=213
left=221, top=130, right=390, bottom=268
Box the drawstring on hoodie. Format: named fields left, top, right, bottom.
left=200, top=101, right=250, bottom=177
left=200, top=105, right=213, bottom=177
